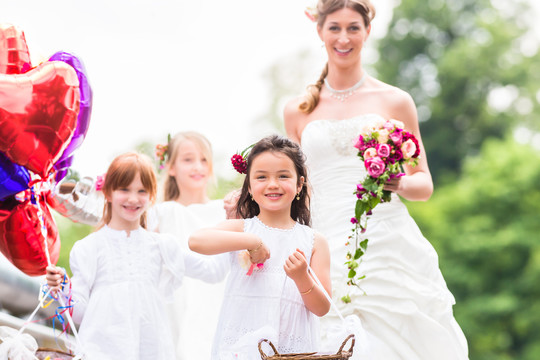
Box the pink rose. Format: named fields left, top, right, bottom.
left=376, top=143, right=391, bottom=158
left=365, top=157, right=386, bottom=178
left=401, top=139, right=417, bottom=159
left=389, top=130, right=403, bottom=146
left=363, top=147, right=377, bottom=160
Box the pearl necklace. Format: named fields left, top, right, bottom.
left=324, top=72, right=367, bottom=101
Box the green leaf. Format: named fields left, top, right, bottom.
left=348, top=269, right=357, bottom=278
left=355, top=200, right=367, bottom=219
left=354, top=248, right=364, bottom=259
left=360, top=239, right=369, bottom=251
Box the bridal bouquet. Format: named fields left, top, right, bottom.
left=342, top=119, right=420, bottom=303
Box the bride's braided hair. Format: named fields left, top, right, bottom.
left=299, top=0, right=376, bottom=114
left=236, top=135, right=311, bottom=226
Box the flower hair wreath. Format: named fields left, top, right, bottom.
left=155, top=133, right=171, bottom=170
left=230, top=143, right=255, bottom=174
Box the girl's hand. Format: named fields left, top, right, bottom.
left=223, top=189, right=241, bottom=219
left=248, top=240, right=270, bottom=264
left=284, top=248, right=309, bottom=282
left=46, top=265, right=65, bottom=294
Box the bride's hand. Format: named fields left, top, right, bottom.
left=383, top=177, right=402, bottom=193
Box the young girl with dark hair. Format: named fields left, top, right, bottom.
left=189, top=135, right=331, bottom=359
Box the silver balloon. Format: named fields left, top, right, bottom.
left=48, top=176, right=104, bottom=226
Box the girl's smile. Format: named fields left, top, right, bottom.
left=107, top=174, right=150, bottom=231
left=169, top=139, right=210, bottom=192
left=248, top=151, right=303, bottom=217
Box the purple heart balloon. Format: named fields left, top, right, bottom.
left=0, top=151, right=29, bottom=201
left=49, top=51, right=93, bottom=182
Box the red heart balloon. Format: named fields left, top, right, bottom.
left=0, top=61, right=80, bottom=178
left=0, top=192, right=60, bottom=276
left=0, top=24, right=31, bottom=75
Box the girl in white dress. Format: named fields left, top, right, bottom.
left=283, top=1, right=469, bottom=359
left=148, top=131, right=228, bottom=360
left=189, top=135, right=332, bottom=359
left=46, top=152, right=224, bottom=360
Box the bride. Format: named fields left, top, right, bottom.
left=283, top=0, right=469, bottom=359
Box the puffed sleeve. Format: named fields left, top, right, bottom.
left=67, top=235, right=98, bottom=324
left=183, top=251, right=230, bottom=283
left=157, top=233, right=186, bottom=301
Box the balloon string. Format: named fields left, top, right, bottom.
left=17, top=287, right=52, bottom=336
left=31, top=180, right=85, bottom=355
left=33, top=187, right=52, bottom=266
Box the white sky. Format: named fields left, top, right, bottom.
left=1, top=0, right=538, bottom=180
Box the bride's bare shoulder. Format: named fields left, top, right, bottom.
left=284, top=96, right=306, bottom=120
left=370, top=79, right=416, bottom=114
left=284, top=96, right=310, bottom=142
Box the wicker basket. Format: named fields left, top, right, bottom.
left=35, top=347, right=75, bottom=360
left=258, top=334, right=355, bottom=360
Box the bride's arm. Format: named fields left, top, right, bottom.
left=385, top=90, right=434, bottom=201
left=284, top=98, right=304, bottom=144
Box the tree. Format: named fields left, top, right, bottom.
left=375, top=0, right=540, bottom=184
left=407, top=136, right=540, bottom=359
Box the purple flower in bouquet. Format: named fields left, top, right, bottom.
left=389, top=148, right=403, bottom=163
left=356, top=184, right=367, bottom=198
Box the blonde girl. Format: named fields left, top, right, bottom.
left=149, top=131, right=228, bottom=360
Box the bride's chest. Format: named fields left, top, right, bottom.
left=301, top=115, right=386, bottom=157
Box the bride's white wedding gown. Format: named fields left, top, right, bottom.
left=301, top=114, right=469, bottom=360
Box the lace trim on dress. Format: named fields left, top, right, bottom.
left=253, top=216, right=299, bottom=232
left=302, top=114, right=387, bottom=156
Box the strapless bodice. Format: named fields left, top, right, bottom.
left=301, top=115, right=406, bottom=234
